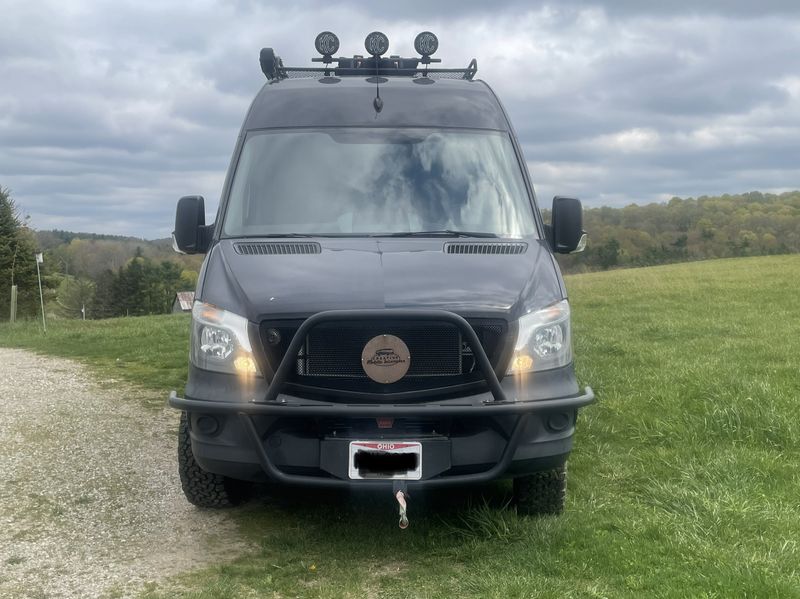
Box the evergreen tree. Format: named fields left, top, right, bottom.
left=93, top=269, right=119, bottom=318
left=55, top=276, right=95, bottom=319
left=0, top=187, right=39, bottom=317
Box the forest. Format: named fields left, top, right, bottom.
left=553, top=190, right=800, bottom=273
left=1, top=187, right=798, bottom=319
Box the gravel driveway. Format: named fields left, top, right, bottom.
left=0, top=348, right=250, bottom=598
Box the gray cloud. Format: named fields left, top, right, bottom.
left=0, top=0, right=798, bottom=237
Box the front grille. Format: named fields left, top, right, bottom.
left=298, top=322, right=461, bottom=378
left=259, top=318, right=508, bottom=396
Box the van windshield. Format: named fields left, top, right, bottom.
left=222, top=128, right=537, bottom=238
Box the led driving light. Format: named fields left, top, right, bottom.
left=191, top=302, right=261, bottom=376
left=365, top=31, right=389, bottom=56
left=414, top=31, right=438, bottom=57
left=314, top=31, right=339, bottom=57
left=508, top=300, right=572, bottom=374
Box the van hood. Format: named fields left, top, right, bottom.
left=199, top=238, right=564, bottom=322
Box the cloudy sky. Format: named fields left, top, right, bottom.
left=1, top=0, right=798, bottom=238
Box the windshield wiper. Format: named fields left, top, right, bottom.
left=374, top=230, right=498, bottom=238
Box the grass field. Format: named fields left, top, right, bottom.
left=2, top=255, right=799, bottom=598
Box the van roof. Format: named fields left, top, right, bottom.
left=243, top=77, right=509, bottom=131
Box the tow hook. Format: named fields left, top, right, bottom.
left=396, top=491, right=409, bottom=529
left=393, top=481, right=409, bottom=529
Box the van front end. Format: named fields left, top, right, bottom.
left=169, top=33, right=594, bottom=521
left=170, top=299, right=594, bottom=518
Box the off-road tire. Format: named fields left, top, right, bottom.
left=513, top=464, right=567, bottom=516
left=178, top=411, right=248, bottom=508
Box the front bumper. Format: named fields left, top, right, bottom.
left=168, top=386, right=595, bottom=488
left=170, top=308, right=595, bottom=489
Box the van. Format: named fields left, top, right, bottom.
left=169, top=32, right=594, bottom=526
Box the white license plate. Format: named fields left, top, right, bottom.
left=348, top=441, right=422, bottom=480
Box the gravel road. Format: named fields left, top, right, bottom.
left=0, top=348, right=250, bottom=598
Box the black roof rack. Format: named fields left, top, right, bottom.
left=259, top=31, right=478, bottom=82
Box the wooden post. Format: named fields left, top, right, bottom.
left=9, top=285, right=17, bottom=322
left=35, top=253, right=46, bottom=333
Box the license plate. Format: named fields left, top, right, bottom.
left=348, top=441, right=422, bottom=480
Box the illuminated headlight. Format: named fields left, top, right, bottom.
left=191, top=302, right=260, bottom=376
left=507, top=300, right=572, bottom=374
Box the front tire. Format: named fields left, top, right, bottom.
left=513, top=464, right=567, bottom=516
left=178, top=411, right=248, bottom=508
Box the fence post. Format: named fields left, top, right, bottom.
left=9, top=285, right=17, bottom=322
left=35, top=253, right=46, bottom=333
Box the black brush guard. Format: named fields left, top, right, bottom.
left=169, top=309, right=595, bottom=488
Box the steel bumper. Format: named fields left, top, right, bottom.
left=168, top=386, right=595, bottom=488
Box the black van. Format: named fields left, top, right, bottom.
left=169, top=32, right=594, bottom=525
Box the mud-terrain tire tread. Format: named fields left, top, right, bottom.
left=178, top=411, right=246, bottom=508
left=513, top=464, right=567, bottom=516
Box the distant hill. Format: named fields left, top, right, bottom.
left=33, top=189, right=800, bottom=279
left=35, top=230, right=202, bottom=279
left=553, top=190, right=800, bottom=273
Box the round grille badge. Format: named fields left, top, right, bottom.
left=361, top=334, right=411, bottom=384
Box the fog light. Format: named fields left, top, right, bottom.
left=196, top=415, right=220, bottom=436
left=510, top=354, right=534, bottom=373
left=234, top=356, right=257, bottom=374
left=547, top=412, right=571, bottom=432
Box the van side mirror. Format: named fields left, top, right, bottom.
left=545, top=196, right=587, bottom=254
left=173, top=195, right=213, bottom=254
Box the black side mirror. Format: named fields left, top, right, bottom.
left=173, top=195, right=213, bottom=254
left=546, top=196, right=587, bottom=254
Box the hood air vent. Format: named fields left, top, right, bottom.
left=233, top=241, right=322, bottom=255
left=444, top=241, right=528, bottom=255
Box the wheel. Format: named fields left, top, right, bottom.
left=178, top=411, right=249, bottom=508
left=513, top=464, right=567, bottom=516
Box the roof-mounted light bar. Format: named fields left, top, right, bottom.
left=260, top=31, right=476, bottom=81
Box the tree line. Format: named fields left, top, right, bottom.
left=56, top=247, right=198, bottom=319
left=553, top=191, right=800, bottom=273
left=2, top=187, right=799, bottom=320
left=1, top=187, right=200, bottom=320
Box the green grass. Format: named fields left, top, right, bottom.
left=2, top=255, right=799, bottom=597
left=0, top=313, right=191, bottom=393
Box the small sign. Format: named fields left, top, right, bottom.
left=35, top=253, right=43, bottom=264
left=361, top=334, right=411, bottom=384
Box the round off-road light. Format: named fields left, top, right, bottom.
left=364, top=31, right=389, bottom=56
left=314, top=31, right=339, bottom=56
left=414, top=31, right=438, bottom=56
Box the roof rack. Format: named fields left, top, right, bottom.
left=259, top=31, right=478, bottom=82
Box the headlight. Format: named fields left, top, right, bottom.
left=191, top=302, right=260, bottom=376
left=507, top=299, right=572, bottom=374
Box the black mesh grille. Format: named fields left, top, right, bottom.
left=298, top=322, right=461, bottom=378
left=259, top=318, right=508, bottom=395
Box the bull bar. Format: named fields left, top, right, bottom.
left=168, top=309, right=596, bottom=488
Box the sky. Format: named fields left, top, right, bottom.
left=1, top=0, right=798, bottom=238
